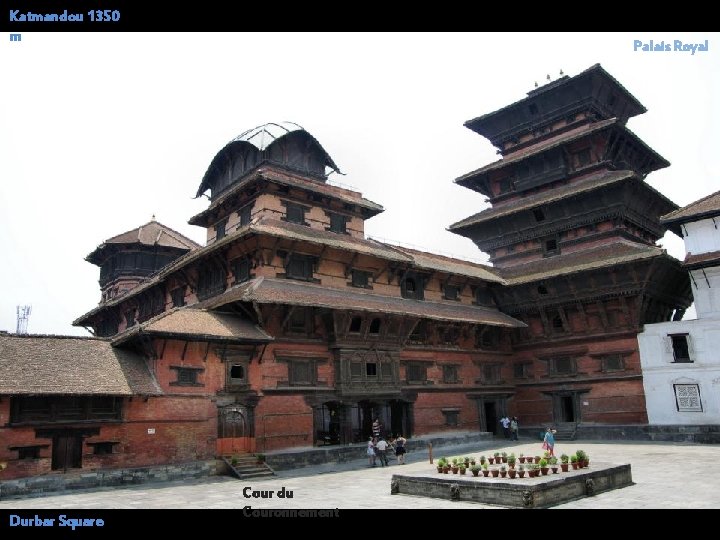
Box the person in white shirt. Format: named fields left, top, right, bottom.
left=375, top=437, right=389, bottom=466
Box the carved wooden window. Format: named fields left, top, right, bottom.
left=171, top=287, right=186, bottom=308
left=349, top=316, right=362, bottom=333
left=215, top=218, right=228, bottom=240
left=543, top=237, right=560, bottom=257
left=350, top=362, right=362, bottom=379
left=477, top=327, right=500, bottom=350
left=285, top=203, right=306, bottom=225
left=406, top=363, right=427, bottom=384
left=286, top=255, right=314, bottom=281
left=533, top=208, right=546, bottom=222
left=550, top=357, right=576, bottom=375
left=171, top=366, right=204, bottom=387
left=442, top=365, right=459, bottom=384
left=92, top=442, right=115, bottom=455
left=229, top=363, right=247, bottom=385
left=17, top=446, right=41, bottom=459
left=369, top=318, right=382, bottom=335
left=577, top=148, right=591, bottom=167
left=329, top=213, right=348, bottom=234
left=444, top=284, right=459, bottom=301
left=380, top=363, right=392, bottom=378
left=351, top=270, right=370, bottom=288
left=288, top=360, right=317, bottom=386
left=601, top=355, right=624, bottom=372
left=366, top=362, right=377, bottom=377
left=513, top=363, right=530, bottom=379
left=475, top=287, right=494, bottom=307
left=408, top=321, right=427, bottom=344
left=125, top=309, right=136, bottom=327
left=11, top=396, right=122, bottom=423
left=232, top=257, right=251, bottom=284
left=197, top=265, right=227, bottom=300
left=442, top=409, right=460, bottom=427
left=401, top=274, right=424, bottom=300
left=482, top=364, right=501, bottom=384
left=239, top=204, right=252, bottom=227
left=288, top=307, right=311, bottom=334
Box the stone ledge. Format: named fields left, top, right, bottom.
left=391, top=462, right=633, bottom=508
left=0, top=460, right=218, bottom=500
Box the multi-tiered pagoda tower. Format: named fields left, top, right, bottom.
left=450, top=64, right=693, bottom=432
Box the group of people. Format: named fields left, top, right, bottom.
left=367, top=418, right=407, bottom=467
left=500, top=416, right=520, bottom=441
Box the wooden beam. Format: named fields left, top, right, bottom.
left=180, top=340, right=189, bottom=361
left=344, top=252, right=359, bottom=278
left=595, top=300, right=609, bottom=329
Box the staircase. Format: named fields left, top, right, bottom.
left=222, top=454, right=275, bottom=480
left=553, top=423, right=577, bottom=441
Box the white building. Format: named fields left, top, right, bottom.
left=639, top=191, right=720, bottom=425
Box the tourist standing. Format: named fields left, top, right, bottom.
left=394, top=434, right=407, bottom=465
left=501, top=416, right=511, bottom=439
left=375, top=437, right=390, bottom=466
left=367, top=437, right=377, bottom=467
left=542, top=427, right=556, bottom=457
left=510, top=417, right=519, bottom=441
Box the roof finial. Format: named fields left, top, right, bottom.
left=559, top=69, right=564, bottom=76
left=546, top=74, right=551, bottom=81
left=151, top=214, right=156, bottom=221
left=534, top=81, right=538, bottom=88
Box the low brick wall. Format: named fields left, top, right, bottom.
left=392, top=463, right=632, bottom=508
left=0, top=460, right=218, bottom=500
left=267, top=431, right=494, bottom=471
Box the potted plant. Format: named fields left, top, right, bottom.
left=479, top=455, right=486, bottom=465
left=508, top=466, right=517, bottom=479
left=570, top=454, right=579, bottom=470
left=519, top=452, right=525, bottom=464
left=459, top=464, right=467, bottom=475
left=255, top=453, right=266, bottom=464
left=470, top=464, right=481, bottom=477
left=549, top=456, right=559, bottom=474
left=528, top=463, right=539, bottom=477
left=576, top=450, right=588, bottom=468
left=481, top=462, right=489, bottom=477
left=517, top=464, right=526, bottom=478
left=437, top=458, right=446, bottom=473
left=534, top=455, right=541, bottom=464
left=230, top=455, right=239, bottom=467
left=451, top=458, right=459, bottom=473
left=464, top=456, right=471, bottom=467
left=539, top=458, right=549, bottom=475
left=507, top=453, right=516, bottom=469
left=490, top=467, right=500, bottom=478
left=560, top=454, right=569, bottom=472
left=470, top=457, right=476, bottom=466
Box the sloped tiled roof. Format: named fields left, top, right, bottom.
left=112, top=308, right=273, bottom=346
left=450, top=170, right=638, bottom=230
left=661, top=190, right=720, bottom=226
left=197, top=277, right=525, bottom=327
left=0, top=334, right=161, bottom=396
left=86, top=219, right=200, bottom=264
left=190, top=167, right=384, bottom=225
left=500, top=241, right=664, bottom=284
left=382, top=244, right=503, bottom=283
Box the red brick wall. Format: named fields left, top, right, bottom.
left=0, top=395, right=215, bottom=480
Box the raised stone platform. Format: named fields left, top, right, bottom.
left=391, top=463, right=633, bottom=508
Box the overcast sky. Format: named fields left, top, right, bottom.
left=1, top=32, right=718, bottom=335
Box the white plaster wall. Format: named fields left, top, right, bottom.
left=690, top=266, right=720, bottom=318
left=683, top=218, right=720, bottom=256
left=639, top=318, right=720, bottom=424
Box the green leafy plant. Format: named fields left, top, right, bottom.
left=255, top=453, right=266, bottom=463
left=539, top=458, right=548, bottom=468
left=560, top=454, right=569, bottom=463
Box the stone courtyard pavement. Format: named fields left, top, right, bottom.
left=1, top=440, right=718, bottom=509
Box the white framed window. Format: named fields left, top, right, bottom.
left=674, top=384, right=702, bottom=412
